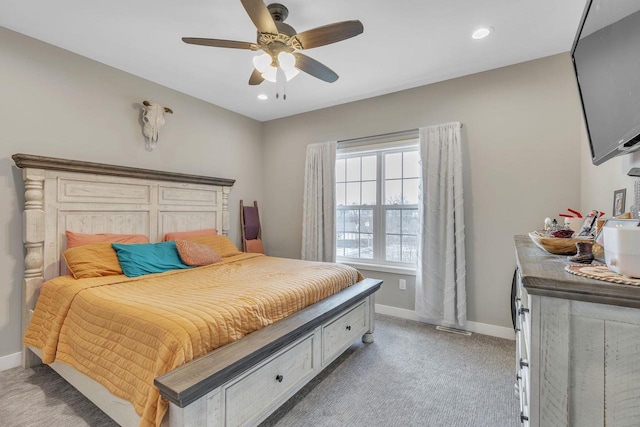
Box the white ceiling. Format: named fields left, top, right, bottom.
left=0, top=0, right=588, bottom=122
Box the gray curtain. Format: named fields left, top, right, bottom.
left=415, top=122, right=467, bottom=327
left=301, top=141, right=337, bottom=262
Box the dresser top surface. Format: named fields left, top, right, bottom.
left=514, top=235, right=640, bottom=308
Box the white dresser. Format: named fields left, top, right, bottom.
left=514, top=235, right=640, bottom=427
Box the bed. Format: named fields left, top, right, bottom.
left=13, top=153, right=382, bottom=427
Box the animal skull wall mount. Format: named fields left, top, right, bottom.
left=142, top=100, right=173, bottom=150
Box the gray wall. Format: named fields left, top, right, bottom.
left=261, top=53, right=584, bottom=328
left=0, top=25, right=591, bottom=359
left=580, top=125, right=640, bottom=215
left=0, top=28, right=263, bottom=357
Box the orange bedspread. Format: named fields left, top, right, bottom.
left=24, top=253, right=362, bottom=426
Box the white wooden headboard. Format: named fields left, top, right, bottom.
left=13, top=153, right=235, bottom=367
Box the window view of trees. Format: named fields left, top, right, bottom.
left=336, top=209, right=373, bottom=258
left=385, top=208, right=419, bottom=263
left=336, top=145, right=419, bottom=267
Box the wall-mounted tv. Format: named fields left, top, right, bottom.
left=571, top=0, right=640, bottom=165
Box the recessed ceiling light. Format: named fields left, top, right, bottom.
left=257, top=94, right=268, bottom=100
left=472, top=27, right=493, bottom=40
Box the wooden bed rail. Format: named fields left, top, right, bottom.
left=156, top=278, right=382, bottom=407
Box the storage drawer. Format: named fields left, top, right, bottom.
left=521, top=309, right=530, bottom=359
left=519, top=365, right=529, bottom=405
left=224, top=334, right=316, bottom=426
left=520, top=406, right=530, bottom=427
left=518, top=364, right=530, bottom=426
left=322, top=301, right=367, bottom=364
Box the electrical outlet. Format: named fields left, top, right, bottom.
left=399, top=279, right=406, bottom=290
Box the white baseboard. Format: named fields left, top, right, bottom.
left=465, top=320, right=516, bottom=340
left=0, top=352, right=21, bottom=371
left=375, top=304, right=515, bottom=340
left=375, top=304, right=421, bottom=321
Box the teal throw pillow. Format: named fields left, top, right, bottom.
left=111, top=241, right=191, bottom=278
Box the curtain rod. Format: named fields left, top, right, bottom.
left=338, top=129, right=417, bottom=145
left=338, top=123, right=463, bottom=146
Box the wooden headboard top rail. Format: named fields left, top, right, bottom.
left=13, top=153, right=235, bottom=367
left=12, top=153, right=235, bottom=187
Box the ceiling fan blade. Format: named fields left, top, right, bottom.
left=241, top=0, right=278, bottom=34
left=182, top=38, right=258, bottom=50
left=249, top=69, right=264, bottom=85
left=293, top=53, right=339, bottom=83
left=295, top=20, right=364, bottom=49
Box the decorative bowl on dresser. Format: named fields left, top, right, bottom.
left=527, top=231, right=592, bottom=255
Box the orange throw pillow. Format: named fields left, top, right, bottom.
left=175, top=240, right=222, bottom=266
left=245, top=238, right=264, bottom=254
left=186, top=235, right=243, bottom=258
left=163, top=229, right=218, bottom=242
left=62, top=242, right=124, bottom=279
left=66, top=230, right=149, bottom=249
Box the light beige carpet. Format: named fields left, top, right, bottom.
left=0, top=315, right=517, bottom=426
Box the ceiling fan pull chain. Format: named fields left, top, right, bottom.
left=275, top=67, right=286, bottom=100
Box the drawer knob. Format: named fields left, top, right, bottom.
left=346, top=325, right=352, bottom=331
left=520, top=412, right=529, bottom=422
left=519, top=307, right=530, bottom=315
left=520, top=359, right=529, bottom=368
left=275, top=374, right=284, bottom=383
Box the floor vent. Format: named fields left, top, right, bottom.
left=436, top=325, right=472, bottom=336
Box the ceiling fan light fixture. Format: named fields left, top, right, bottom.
left=253, top=53, right=272, bottom=73
left=262, top=66, right=278, bottom=82
left=278, top=52, right=296, bottom=71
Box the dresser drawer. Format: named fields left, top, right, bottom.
left=322, top=301, right=367, bottom=364
left=518, top=365, right=530, bottom=426
left=224, top=334, right=316, bottom=426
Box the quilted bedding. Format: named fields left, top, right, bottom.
left=24, top=253, right=362, bottom=426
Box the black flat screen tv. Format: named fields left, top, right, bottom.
left=571, top=0, right=640, bottom=165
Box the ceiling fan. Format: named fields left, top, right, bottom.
left=182, top=0, right=364, bottom=86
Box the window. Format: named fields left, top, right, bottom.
left=336, top=141, right=420, bottom=270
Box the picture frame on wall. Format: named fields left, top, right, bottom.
left=613, top=188, right=626, bottom=216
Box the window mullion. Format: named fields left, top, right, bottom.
left=375, top=151, right=384, bottom=263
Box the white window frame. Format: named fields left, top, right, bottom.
left=336, top=139, right=419, bottom=274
